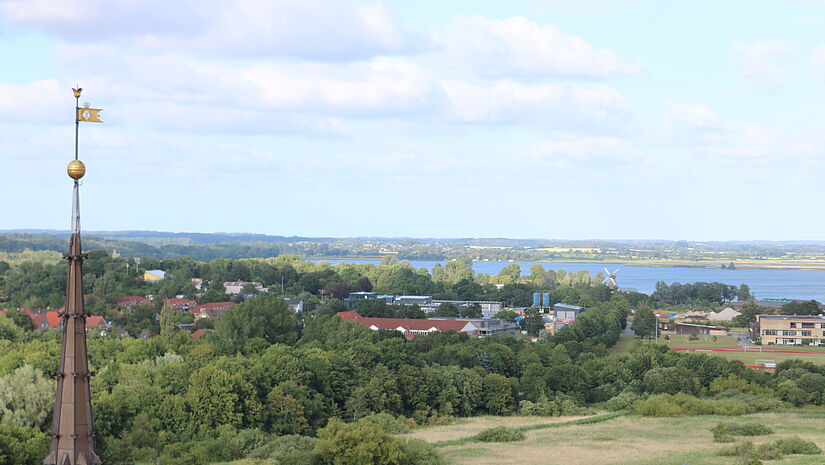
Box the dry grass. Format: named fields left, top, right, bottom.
left=401, top=415, right=588, bottom=443
left=434, top=411, right=825, bottom=465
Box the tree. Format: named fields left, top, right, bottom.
left=633, top=307, right=656, bottom=340
left=482, top=373, right=514, bottom=415
left=521, top=307, right=544, bottom=336
left=313, top=418, right=406, bottom=465
left=736, top=284, right=751, bottom=301
left=0, top=424, right=49, bottom=465
left=240, top=282, right=259, bottom=295
left=318, top=298, right=347, bottom=317
left=434, top=302, right=459, bottom=317
left=733, top=302, right=763, bottom=326
left=2, top=310, right=33, bottom=332
left=265, top=386, right=309, bottom=434
left=159, top=305, right=177, bottom=338
left=216, top=294, right=297, bottom=351
left=0, top=365, right=53, bottom=429
left=494, top=309, right=518, bottom=323
left=459, top=303, right=483, bottom=318
left=781, top=300, right=821, bottom=316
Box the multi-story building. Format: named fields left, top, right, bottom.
left=752, top=314, right=825, bottom=346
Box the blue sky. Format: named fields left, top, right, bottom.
left=2, top=0, right=824, bottom=240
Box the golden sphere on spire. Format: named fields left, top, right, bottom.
left=67, top=160, right=86, bottom=179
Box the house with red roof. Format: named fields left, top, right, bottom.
left=3, top=309, right=108, bottom=331
left=336, top=311, right=479, bottom=338
left=163, top=298, right=197, bottom=312
left=193, top=302, right=237, bottom=319
left=116, top=296, right=152, bottom=310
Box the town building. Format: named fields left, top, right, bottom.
left=752, top=314, right=825, bottom=346
left=224, top=280, right=266, bottom=295
left=554, top=303, right=584, bottom=321
left=144, top=270, right=165, bottom=281
left=708, top=307, right=741, bottom=322
left=429, top=317, right=519, bottom=337
left=284, top=298, right=305, bottom=313
left=116, top=296, right=152, bottom=309
left=419, top=300, right=503, bottom=317
left=193, top=301, right=237, bottom=319
left=163, top=298, right=197, bottom=312
left=674, top=322, right=726, bottom=336
left=336, top=311, right=479, bottom=338
left=394, top=295, right=433, bottom=305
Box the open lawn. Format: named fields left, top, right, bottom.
left=662, top=335, right=741, bottom=349
left=425, top=411, right=825, bottom=465
left=706, top=350, right=825, bottom=366
left=403, top=415, right=589, bottom=443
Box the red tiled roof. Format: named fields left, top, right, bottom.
left=191, top=329, right=216, bottom=340
left=164, top=298, right=196, bottom=304
left=193, top=302, right=236, bottom=311
left=45, top=311, right=61, bottom=328
left=336, top=311, right=475, bottom=333
left=86, top=316, right=107, bottom=328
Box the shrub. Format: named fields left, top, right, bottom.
left=604, top=391, right=640, bottom=412
left=712, top=422, right=773, bottom=441
left=474, top=426, right=525, bottom=442
left=717, top=441, right=754, bottom=457
left=632, top=395, right=682, bottom=417
left=398, top=438, right=446, bottom=465
left=247, top=434, right=317, bottom=465
left=357, top=413, right=411, bottom=434
left=772, top=436, right=821, bottom=455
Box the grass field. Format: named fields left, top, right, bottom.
left=609, top=334, right=825, bottom=366
left=420, top=411, right=825, bottom=465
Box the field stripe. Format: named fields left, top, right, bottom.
left=432, top=411, right=628, bottom=448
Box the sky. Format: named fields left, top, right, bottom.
left=1, top=0, right=824, bottom=240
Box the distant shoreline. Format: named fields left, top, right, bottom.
left=309, top=257, right=825, bottom=271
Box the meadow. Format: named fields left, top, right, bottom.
left=411, top=411, right=825, bottom=465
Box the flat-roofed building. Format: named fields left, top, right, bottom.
left=753, top=314, right=825, bottom=346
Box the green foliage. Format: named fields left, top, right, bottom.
left=216, top=295, right=297, bottom=352
left=474, top=426, right=525, bottom=442
left=633, top=392, right=784, bottom=417
left=712, top=422, right=773, bottom=442
left=0, top=364, right=53, bottom=429
left=717, top=437, right=820, bottom=462
left=356, top=413, right=411, bottom=434
left=247, top=434, right=317, bottom=465
left=0, top=424, right=49, bottom=465
left=312, top=418, right=406, bottom=465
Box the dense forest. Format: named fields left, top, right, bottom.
left=1, top=249, right=822, bottom=465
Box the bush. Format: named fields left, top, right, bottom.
left=474, top=426, right=525, bottom=442
left=717, top=441, right=755, bottom=457
left=247, top=434, right=317, bottom=465
left=604, top=391, right=640, bottom=412
left=772, top=436, right=821, bottom=455
left=712, top=422, right=773, bottom=442
left=398, top=438, right=446, bottom=465
left=634, top=392, right=783, bottom=417
left=357, top=413, right=411, bottom=434
left=717, top=437, right=821, bottom=462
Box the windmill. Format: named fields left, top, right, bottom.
left=603, top=267, right=620, bottom=290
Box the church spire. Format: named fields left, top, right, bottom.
left=44, top=88, right=101, bottom=465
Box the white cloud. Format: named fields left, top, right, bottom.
left=438, top=15, right=639, bottom=79
left=442, top=80, right=631, bottom=128
left=0, top=79, right=66, bottom=124
left=0, top=0, right=413, bottom=60
left=812, top=45, right=825, bottom=79
left=667, top=103, right=725, bottom=131
left=732, top=41, right=796, bottom=87
left=526, top=135, right=642, bottom=168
